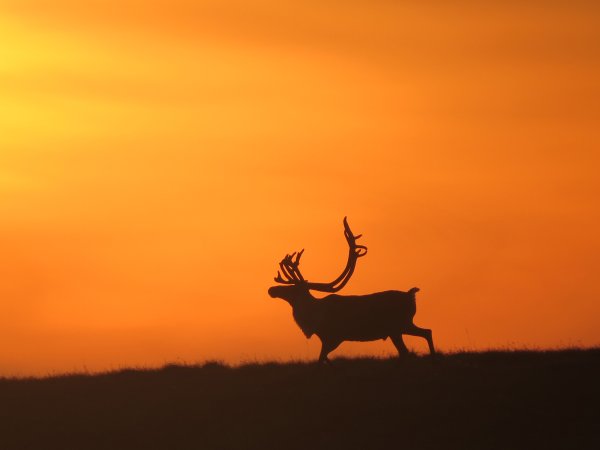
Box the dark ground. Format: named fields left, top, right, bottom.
left=0, top=349, right=598, bottom=450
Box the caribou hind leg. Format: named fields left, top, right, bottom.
left=404, top=324, right=436, bottom=355
left=390, top=335, right=411, bottom=357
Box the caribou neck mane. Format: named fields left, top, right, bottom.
left=290, top=290, right=318, bottom=338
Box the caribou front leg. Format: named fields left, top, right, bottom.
left=318, top=338, right=341, bottom=364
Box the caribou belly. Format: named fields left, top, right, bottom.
left=315, top=296, right=413, bottom=341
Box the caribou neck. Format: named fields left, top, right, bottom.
left=291, top=289, right=318, bottom=338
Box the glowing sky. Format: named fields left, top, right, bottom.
left=1, top=0, right=599, bottom=375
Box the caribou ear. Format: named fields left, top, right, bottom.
left=409, top=287, right=420, bottom=294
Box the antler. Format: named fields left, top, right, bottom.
left=272, top=217, right=367, bottom=293
left=304, top=217, right=367, bottom=293
left=274, top=249, right=306, bottom=284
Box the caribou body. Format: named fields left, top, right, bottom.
left=268, top=218, right=435, bottom=363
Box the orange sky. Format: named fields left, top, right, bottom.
left=1, top=0, right=599, bottom=375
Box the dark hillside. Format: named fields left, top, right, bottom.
left=1, top=350, right=598, bottom=450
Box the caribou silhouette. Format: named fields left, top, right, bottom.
left=268, top=217, right=435, bottom=363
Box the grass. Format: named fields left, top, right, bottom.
left=0, top=349, right=598, bottom=450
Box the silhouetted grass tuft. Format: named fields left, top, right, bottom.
left=0, top=349, right=598, bottom=450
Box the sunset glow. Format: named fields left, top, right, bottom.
left=1, top=0, right=599, bottom=375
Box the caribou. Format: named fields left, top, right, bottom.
left=268, top=217, right=435, bottom=363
